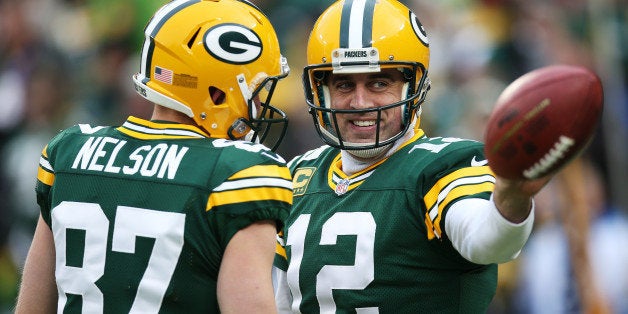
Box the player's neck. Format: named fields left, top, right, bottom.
left=341, top=127, right=415, bottom=175
left=151, top=104, right=195, bottom=125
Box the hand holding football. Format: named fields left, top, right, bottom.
left=483, top=65, right=604, bottom=180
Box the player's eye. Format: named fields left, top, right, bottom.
left=334, top=81, right=354, bottom=92
left=369, top=80, right=389, bottom=90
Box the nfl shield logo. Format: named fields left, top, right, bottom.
left=335, top=178, right=350, bottom=196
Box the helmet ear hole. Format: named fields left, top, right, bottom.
left=187, top=28, right=201, bottom=49
left=209, top=86, right=226, bottom=105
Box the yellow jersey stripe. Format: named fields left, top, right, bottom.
left=431, top=181, right=495, bottom=237
left=230, top=164, right=291, bottom=180
left=424, top=166, right=493, bottom=209
left=117, top=116, right=209, bottom=139
left=37, top=166, right=55, bottom=186
left=206, top=186, right=293, bottom=211
left=126, top=116, right=205, bottom=133
left=276, top=242, right=287, bottom=259
left=38, top=148, right=55, bottom=186
left=423, top=166, right=494, bottom=240
left=117, top=128, right=202, bottom=140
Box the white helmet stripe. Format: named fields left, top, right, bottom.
left=339, top=0, right=376, bottom=48
left=140, top=0, right=199, bottom=80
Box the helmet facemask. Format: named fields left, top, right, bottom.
left=302, top=0, right=431, bottom=154
left=303, top=61, right=430, bottom=152
left=231, top=66, right=290, bottom=151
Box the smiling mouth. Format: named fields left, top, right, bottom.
left=352, top=120, right=376, bottom=127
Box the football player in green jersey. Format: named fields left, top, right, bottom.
left=16, top=0, right=292, bottom=313
left=273, top=0, right=551, bottom=313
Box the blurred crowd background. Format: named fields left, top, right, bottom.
left=0, top=0, right=626, bottom=313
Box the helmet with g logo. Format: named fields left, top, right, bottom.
left=133, top=0, right=290, bottom=150
left=303, top=0, right=431, bottom=151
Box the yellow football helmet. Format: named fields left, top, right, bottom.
left=303, top=0, right=431, bottom=150
left=133, top=0, right=290, bottom=150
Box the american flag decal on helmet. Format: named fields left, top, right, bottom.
left=154, top=66, right=174, bottom=84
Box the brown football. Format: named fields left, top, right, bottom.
left=483, top=65, right=604, bottom=179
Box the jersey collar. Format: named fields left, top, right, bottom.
left=117, top=116, right=210, bottom=140
left=326, top=129, right=426, bottom=195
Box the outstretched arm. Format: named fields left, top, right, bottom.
left=445, top=175, right=551, bottom=265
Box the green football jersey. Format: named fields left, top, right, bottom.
left=36, top=116, right=292, bottom=313
left=275, top=130, right=498, bottom=313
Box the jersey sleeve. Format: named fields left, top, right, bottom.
left=419, top=140, right=495, bottom=241
left=35, top=127, right=78, bottom=227
left=206, top=143, right=293, bottom=249
left=445, top=196, right=535, bottom=264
